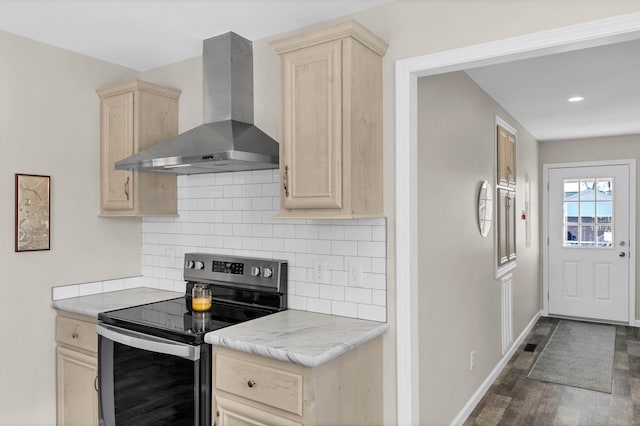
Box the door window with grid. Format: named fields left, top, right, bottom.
left=563, top=178, right=613, bottom=248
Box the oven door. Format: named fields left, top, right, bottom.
left=96, top=323, right=210, bottom=426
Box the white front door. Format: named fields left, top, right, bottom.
left=547, top=163, right=632, bottom=323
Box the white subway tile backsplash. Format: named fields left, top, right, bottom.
left=307, top=298, right=332, bottom=315
left=357, top=304, right=386, bottom=322
left=319, top=225, right=345, bottom=240
left=358, top=241, right=386, bottom=258
left=252, top=170, right=274, bottom=183
left=319, top=284, right=345, bottom=301
left=79, top=281, right=103, bottom=296
left=287, top=295, right=307, bottom=310
left=139, top=172, right=387, bottom=322
left=331, top=241, right=358, bottom=256
left=345, top=287, right=372, bottom=305
left=261, top=183, right=279, bottom=197
left=372, top=226, right=386, bottom=242
left=345, top=225, right=372, bottom=241
left=308, top=240, right=331, bottom=255
left=372, top=290, right=386, bottom=306
left=232, top=171, right=253, bottom=185
left=295, top=225, right=319, bottom=240
left=262, top=238, right=284, bottom=252
left=232, top=198, right=252, bottom=210
left=103, top=279, right=125, bottom=293
left=284, top=238, right=307, bottom=253
left=296, top=282, right=320, bottom=298
left=332, top=301, right=358, bottom=318
left=242, top=184, right=262, bottom=198
left=53, top=284, right=80, bottom=300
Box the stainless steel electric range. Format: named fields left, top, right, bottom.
left=96, top=253, right=287, bottom=426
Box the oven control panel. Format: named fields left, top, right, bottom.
left=212, top=261, right=244, bottom=275
left=184, top=253, right=287, bottom=293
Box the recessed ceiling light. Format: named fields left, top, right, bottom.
left=568, top=96, right=585, bottom=103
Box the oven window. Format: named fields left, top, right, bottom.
left=113, top=342, right=195, bottom=425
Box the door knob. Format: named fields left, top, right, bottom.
left=619, top=252, right=626, bottom=257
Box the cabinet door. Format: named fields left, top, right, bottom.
left=281, top=40, right=343, bottom=209
left=215, top=396, right=301, bottom=426
left=57, top=346, right=98, bottom=426
left=101, top=92, right=134, bottom=211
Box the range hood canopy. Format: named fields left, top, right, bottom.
left=115, top=32, right=279, bottom=174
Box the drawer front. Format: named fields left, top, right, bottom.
left=215, top=354, right=303, bottom=416
left=56, top=315, right=97, bottom=353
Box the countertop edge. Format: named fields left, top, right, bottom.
left=205, top=321, right=389, bottom=367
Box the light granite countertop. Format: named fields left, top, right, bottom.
left=204, top=309, right=388, bottom=367
left=51, top=288, right=183, bottom=318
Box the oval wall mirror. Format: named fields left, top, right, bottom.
left=478, top=180, right=493, bottom=237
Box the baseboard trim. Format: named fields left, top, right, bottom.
left=450, top=310, right=543, bottom=426
left=635, top=320, right=640, bottom=328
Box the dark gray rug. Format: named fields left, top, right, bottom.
left=527, top=320, right=616, bottom=393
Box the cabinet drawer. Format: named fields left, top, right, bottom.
left=56, top=315, right=97, bottom=353
left=215, top=353, right=303, bottom=416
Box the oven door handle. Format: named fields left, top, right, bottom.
left=96, top=323, right=200, bottom=361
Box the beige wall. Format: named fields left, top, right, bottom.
left=0, top=31, right=141, bottom=424
left=417, top=71, right=540, bottom=424
left=540, top=134, right=640, bottom=316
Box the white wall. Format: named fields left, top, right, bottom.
left=417, top=71, right=540, bottom=424
left=0, top=31, right=140, bottom=424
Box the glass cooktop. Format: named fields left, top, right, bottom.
left=99, top=297, right=276, bottom=345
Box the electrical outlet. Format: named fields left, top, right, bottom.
left=470, top=350, right=475, bottom=371
left=348, top=262, right=363, bottom=287
left=313, top=259, right=328, bottom=283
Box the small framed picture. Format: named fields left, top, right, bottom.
left=15, top=174, right=51, bottom=252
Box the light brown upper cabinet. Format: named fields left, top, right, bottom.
left=497, top=124, right=516, bottom=188
left=97, top=80, right=180, bottom=217
left=271, top=21, right=388, bottom=219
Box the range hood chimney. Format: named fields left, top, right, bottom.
left=115, top=32, right=279, bottom=174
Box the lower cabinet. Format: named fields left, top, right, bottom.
left=212, top=337, right=382, bottom=426
left=55, top=312, right=98, bottom=426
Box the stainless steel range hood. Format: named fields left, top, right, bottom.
left=115, top=32, right=279, bottom=174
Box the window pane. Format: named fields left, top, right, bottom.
left=597, top=225, right=613, bottom=248
left=580, top=202, right=595, bottom=223
left=565, top=225, right=579, bottom=246
left=580, top=225, right=595, bottom=247
left=580, top=179, right=596, bottom=200
left=597, top=202, right=612, bottom=224
left=564, top=202, right=579, bottom=224
left=564, top=179, right=579, bottom=201
left=596, top=178, right=613, bottom=197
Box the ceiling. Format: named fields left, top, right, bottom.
left=0, top=0, right=393, bottom=71
left=465, top=39, right=640, bottom=141
left=1, top=1, right=637, bottom=142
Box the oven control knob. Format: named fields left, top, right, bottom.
left=250, top=266, right=261, bottom=277
left=186, top=260, right=195, bottom=269
left=194, top=261, right=205, bottom=270
left=263, top=267, right=273, bottom=278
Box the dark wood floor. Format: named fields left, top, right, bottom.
left=465, top=317, right=640, bottom=425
